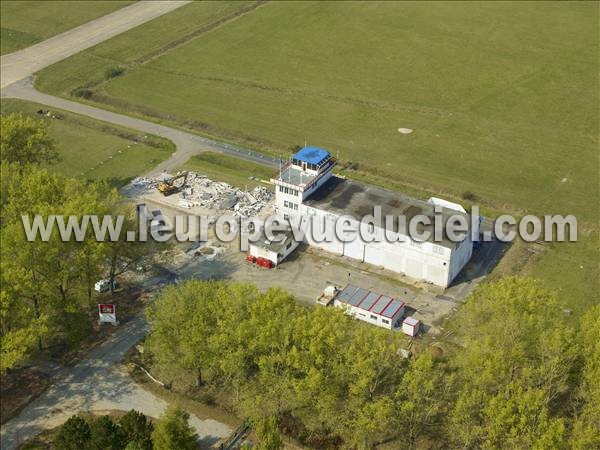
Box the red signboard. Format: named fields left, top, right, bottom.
left=98, top=304, right=117, bottom=323
left=99, top=304, right=115, bottom=314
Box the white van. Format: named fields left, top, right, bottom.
left=94, top=279, right=118, bottom=293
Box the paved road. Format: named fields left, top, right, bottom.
left=2, top=77, right=279, bottom=176
left=0, top=312, right=231, bottom=450
left=0, top=1, right=191, bottom=89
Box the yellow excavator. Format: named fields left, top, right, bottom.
left=157, top=171, right=188, bottom=196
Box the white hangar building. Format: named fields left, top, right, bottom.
left=271, top=146, right=477, bottom=288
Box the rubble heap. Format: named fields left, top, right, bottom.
left=130, top=171, right=274, bottom=219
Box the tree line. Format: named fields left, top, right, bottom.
left=145, top=278, right=599, bottom=449
left=1, top=113, right=149, bottom=371
left=52, top=407, right=198, bottom=450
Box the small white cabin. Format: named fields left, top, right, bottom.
left=248, top=228, right=299, bottom=266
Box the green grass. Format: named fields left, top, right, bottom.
left=524, top=232, right=600, bottom=316
left=32, top=2, right=599, bottom=311
left=1, top=99, right=173, bottom=186
left=490, top=232, right=600, bottom=317
left=36, top=1, right=599, bottom=224
left=35, top=1, right=256, bottom=95
left=0, top=0, right=133, bottom=55
left=181, top=152, right=275, bottom=190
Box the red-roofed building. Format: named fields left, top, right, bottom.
left=333, top=284, right=405, bottom=330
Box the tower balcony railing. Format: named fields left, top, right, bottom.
left=272, top=157, right=337, bottom=190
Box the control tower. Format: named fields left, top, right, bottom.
left=271, top=146, right=336, bottom=216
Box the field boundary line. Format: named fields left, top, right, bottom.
left=133, top=1, right=267, bottom=66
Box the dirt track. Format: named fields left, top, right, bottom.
left=0, top=1, right=191, bottom=89
left=2, top=77, right=279, bottom=175
left=0, top=312, right=232, bottom=450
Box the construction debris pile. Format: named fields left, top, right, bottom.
left=130, top=172, right=274, bottom=219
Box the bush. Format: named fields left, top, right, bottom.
left=124, top=441, right=147, bottom=450
left=59, top=311, right=93, bottom=347
left=345, top=161, right=360, bottom=170
left=119, top=410, right=153, bottom=450
left=255, top=416, right=283, bottom=450
left=152, top=406, right=198, bottom=450
left=462, top=190, right=479, bottom=201
left=53, top=415, right=91, bottom=450
left=72, top=87, right=93, bottom=99
left=89, top=415, right=126, bottom=450
left=105, top=66, right=125, bottom=79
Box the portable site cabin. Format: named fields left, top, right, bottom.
left=333, top=284, right=405, bottom=330
left=402, top=316, right=421, bottom=336
left=248, top=227, right=299, bottom=266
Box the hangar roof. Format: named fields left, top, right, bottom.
left=303, top=176, right=471, bottom=249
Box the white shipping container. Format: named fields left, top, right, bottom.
left=402, top=316, right=420, bottom=337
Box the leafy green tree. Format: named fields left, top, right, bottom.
left=144, top=278, right=596, bottom=448
left=237, top=287, right=303, bottom=416
left=146, top=281, right=226, bottom=388
left=151, top=406, right=198, bottom=450
left=53, top=415, right=91, bottom=450
left=396, top=352, right=449, bottom=449
left=570, top=305, right=600, bottom=449
left=146, top=281, right=408, bottom=447
left=89, top=415, right=126, bottom=450
left=0, top=164, right=146, bottom=370
left=448, top=277, right=571, bottom=448
left=99, top=190, right=151, bottom=296
left=277, top=305, right=353, bottom=435
left=479, top=382, right=566, bottom=449
left=119, top=410, right=153, bottom=450
left=254, top=416, right=283, bottom=450
left=1, top=167, right=68, bottom=355
left=124, top=441, right=146, bottom=450
left=336, top=325, right=403, bottom=449
left=0, top=113, right=58, bottom=165
left=0, top=305, right=47, bottom=372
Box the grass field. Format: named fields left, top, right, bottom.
left=1, top=99, right=173, bottom=186
left=489, top=232, right=599, bottom=317
left=182, top=152, right=275, bottom=190
left=35, top=1, right=256, bottom=95
left=33, top=1, right=599, bottom=311
left=0, top=1, right=133, bottom=55
left=36, top=1, right=599, bottom=224
left=525, top=232, right=599, bottom=316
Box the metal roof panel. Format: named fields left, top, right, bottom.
left=381, top=300, right=405, bottom=318
left=358, top=292, right=380, bottom=311
left=370, top=295, right=393, bottom=314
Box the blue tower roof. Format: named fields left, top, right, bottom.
left=292, top=146, right=330, bottom=165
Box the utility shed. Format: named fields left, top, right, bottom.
left=402, top=316, right=420, bottom=336
left=333, top=284, right=405, bottom=330
left=248, top=227, right=299, bottom=266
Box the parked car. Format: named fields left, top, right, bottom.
left=94, top=279, right=118, bottom=293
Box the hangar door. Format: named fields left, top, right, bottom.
left=405, top=258, right=425, bottom=280
left=383, top=249, right=404, bottom=274
left=426, top=264, right=448, bottom=287
left=364, top=243, right=385, bottom=266
left=343, top=240, right=365, bottom=261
